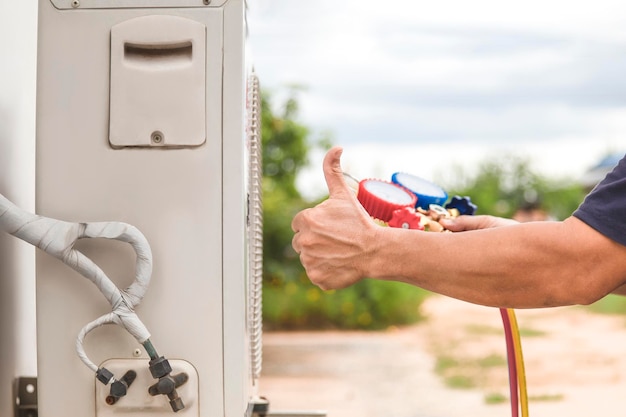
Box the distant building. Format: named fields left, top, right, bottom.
left=580, top=152, right=624, bottom=190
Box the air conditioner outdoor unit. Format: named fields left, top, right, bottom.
left=1, top=1, right=264, bottom=416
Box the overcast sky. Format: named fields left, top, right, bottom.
left=247, top=0, right=626, bottom=198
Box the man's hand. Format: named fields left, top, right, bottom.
left=291, top=146, right=378, bottom=290
left=291, top=147, right=519, bottom=291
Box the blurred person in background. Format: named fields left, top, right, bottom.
left=512, top=200, right=551, bottom=223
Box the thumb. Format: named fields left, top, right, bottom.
left=323, top=146, right=353, bottom=200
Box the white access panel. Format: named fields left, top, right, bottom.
left=109, top=14, right=207, bottom=147
left=35, top=1, right=252, bottom=416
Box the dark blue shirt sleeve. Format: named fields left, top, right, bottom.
left=573, top=154, right=626, bottom=247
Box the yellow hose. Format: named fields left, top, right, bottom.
left=507, top=308, right=529, bottom=417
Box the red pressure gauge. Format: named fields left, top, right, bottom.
left=357, top=179, right=417, bottom=222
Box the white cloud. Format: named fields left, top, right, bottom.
left=248, top=0, right=626, bottom=193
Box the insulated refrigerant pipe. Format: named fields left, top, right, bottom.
left=0, top=192, right=153, bottom=375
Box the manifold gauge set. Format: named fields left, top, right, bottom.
left=353, top=171, right=476, bottom=229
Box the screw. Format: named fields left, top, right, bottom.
left=151, top=131, right=164, bottom=144
left=71, top=0, right=80, bottom=7
left=133, top=348, right=142, bottom=357
left=203, top=0, right=211, bottom=4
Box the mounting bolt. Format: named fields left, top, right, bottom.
left=71, top=0, right=80, bottom=7
left=151, top=131, right=164, bottom=145
left=203, top=0, right=211, bottom=4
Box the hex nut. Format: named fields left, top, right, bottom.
left=149, top=357, right=172, bottom=379
left=109, top=380, right=128, bottom=398
left=157, top=377, right=176, bottom=395
left=96, top=368, right=114, bottom=385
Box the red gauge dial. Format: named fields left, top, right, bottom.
left=357, top=179, right=417, bottom=222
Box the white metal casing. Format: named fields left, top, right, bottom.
left=0, top=2, right=38, bottom=416
left=35, top=1, right=252, bottom=415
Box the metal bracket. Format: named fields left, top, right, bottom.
left=247, top=397, right=327, bottom=417
left=14, top=377, right=37, bottom=417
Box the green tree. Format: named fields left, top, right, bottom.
left=443, top=154, right=586, bottom=220
left=262, top=89, right=313, bottom=199
left=261, top=88, right=328, bottom=290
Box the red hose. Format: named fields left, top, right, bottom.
left=500, top=307, right=519, bottom=417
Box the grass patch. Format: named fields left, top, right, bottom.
left=484, top=392, right=564, bottom=406
left=445, top=374, right=476, bottom=389
left=484, top=392, right=508, bottom=404
left=465, top=324, right=502, bottom=335
left=477, top=353, right=507, bottom=368
left=434, top=356, right=460, bottom=373
left=466, top=323, right=545, bottom=338
left=529, top=393, right=564, bottom=402
left=588, top=294, right=626, bottom=315
left=435, top=356, right=476, bottom=389
left=518, top=326, right=546, bottom=337
left=435, top=353, right=507, bottom=390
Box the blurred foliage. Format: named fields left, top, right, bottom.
left=261, top=87, right=321, bottom=326
left=264, top=276, right=429, bottom=330
left=443, top=154, right=587, bottom=220
left=261, top=87, right=327, bottom=296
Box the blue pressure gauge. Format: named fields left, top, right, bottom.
left=391, top=172, right=448, bottom=210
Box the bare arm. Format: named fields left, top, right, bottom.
left=443, top=214, right=626, bottom=301
left=292, top=147, right=626, bottom=309
left=369, top=217, right=626, bottom=307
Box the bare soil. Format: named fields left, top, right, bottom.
left=259, top=295, right=626, bottom=417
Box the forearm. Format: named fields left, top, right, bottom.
left=368, top=217, right=626, bottom=308
left=610, top=283, right=626, bottom=297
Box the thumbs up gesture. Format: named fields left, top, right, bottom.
left=291, top=146, right=379, bottom=290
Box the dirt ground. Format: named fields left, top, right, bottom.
left=259, top=295, right=626, bottom=417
